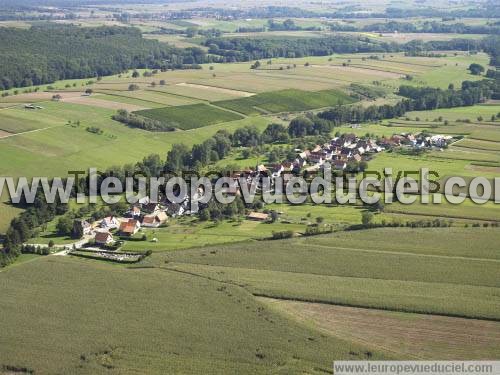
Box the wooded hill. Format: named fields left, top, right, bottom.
left=0, top=25, right=206, bottom=90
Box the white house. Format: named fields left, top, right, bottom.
left=99, top=216, right=120, bottom=230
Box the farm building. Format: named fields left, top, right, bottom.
left=247, top=212, right=269, bottom=221
left=119, top=219, right=141, bottom=236
left=142, top=212, right=168, bottom=228
left=95, top=231, right=114, bottom=245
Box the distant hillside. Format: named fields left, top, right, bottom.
left=0, top=0, right=192, bottom=6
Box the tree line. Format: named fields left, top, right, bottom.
left=1, top=192, right=68, bottom=267
left=318, top=78, right=498, bottom=124
left=203, top=35, right=498, bottom=62
left=204, top=35, right=396, bottom=61
left=112, top=109, right=176, bottom=132
left=330, top=20, right=500, bottom=35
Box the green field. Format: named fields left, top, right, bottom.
left=214, top=89, right=355, bottom=115
left=158, top=228, right=500, bottom=320
left=136, top=103, right=244, bottom=130
left=0, top=256, right=384, bottom=374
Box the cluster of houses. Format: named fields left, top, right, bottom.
left=232, top=134, right=383, bottom=186
left=74, top=198, right=170, bottom=248
left=297, top=134, right=383, bottom=172
left=255, top=132, right=451, bottom=178
left=218, top=132, right=452, bottom=202
left=211, top=134, right=383, bottom=207
left=379, top=133, right=453, bottom=149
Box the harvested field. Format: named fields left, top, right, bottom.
left=191, top=73, right=336, bottom=93
left=176, top=82, right=255, bottom=97
left=261, top=298, right=500, bottom=360
left=311, top=64, right=405, bottom=79
left=61, top=95, right=148, bottom=111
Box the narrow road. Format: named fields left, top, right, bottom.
left=0, top=125, right=63, bottom=140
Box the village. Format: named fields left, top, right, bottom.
left=30, top=129, right=454, bottom=261
left=223, top=130, right=454, bottom=190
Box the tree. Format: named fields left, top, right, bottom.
left=128, top=84, right=140, bottom=91
left=250, top=61, right=261, bottom=69
left=267, top=150, right=279, bottom=163
left=198, top=209, right=210, bottom=221
left=262, top=123, right=289, bottom=143
left=241, top=149, right=251, bottom=159
left=468, top=63, right=484, bottom=75
left=361, top=211, right=374, bottom=227
left=132, top=70, right=140, bottom=78
left=316, top=217, right=324, bottom=224
left=375, top=201, right=385, bottom=212
left=213, top=130, right=232, bottom=159
left=56, top=216, right=73, bottom=235
left=85, top=88, right=93, bottom=95
left=288, top=116, right=314, bottom=137
left=71, top=220, right=84, bottom=239
left=233, top=126, right=261, bottom=147
left=186, top=27, right=198, bottom=38
left=48, top=240, right=55, bottom=248
left=165, top=143, right=190, bottom=171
